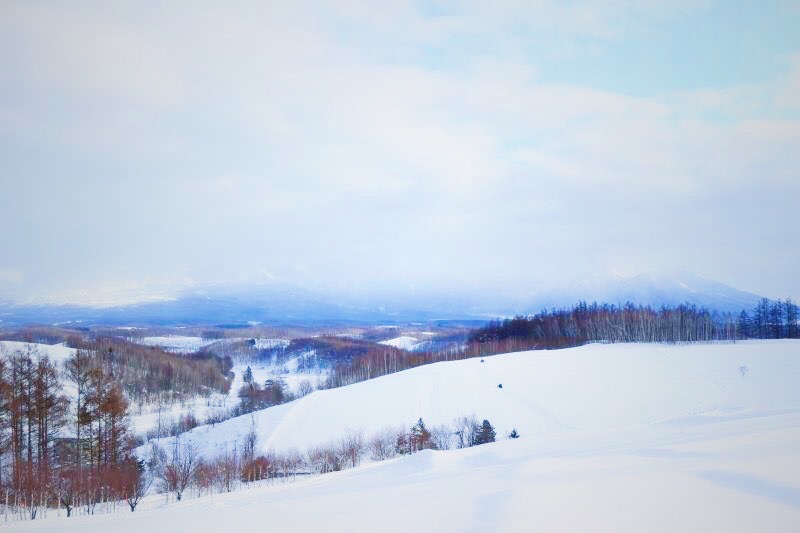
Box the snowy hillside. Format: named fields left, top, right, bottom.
left=0, top=340, right=76, bottom=365
left=379, top=335, right=422, bottom=350
left=13, top=340, right=800, bottom=532
left=146, top=340, right=800, bottom=456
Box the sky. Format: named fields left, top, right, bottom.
left=1, top=0, right=799, bottom=306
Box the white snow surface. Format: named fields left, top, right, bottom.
left=0, top=340, right=77, bottom=365
left=379, top=335, right=422, bottom=350
left=10, top=340, right=800, bottom=532
left=134, top=336, right=217, bottom=353
left=252, top=338, right=290, bottom=350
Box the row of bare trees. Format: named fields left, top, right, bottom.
left=144, top=414, right=505, bottom=507
left=467, top=299, right=799, bottom=358
left=467, top=302, right=741, bottom=355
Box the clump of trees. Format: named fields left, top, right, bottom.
left=143, top=412, right=201, bottom=442
left=0, top=345, right=145, bottom=520
left=395, top=418, right=435, bottom=454
left=324, top=339, right=462, bottom=389
left=736, top=298, right=799, bottom=339
left=361, top=416, right=499, bottom=457
left=67, top=337, right=232, bottom=406
left=146, top=414, right=502, bottom=502
left=236, top=377, right=288, bottom=415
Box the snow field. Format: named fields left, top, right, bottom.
left=5, top=340, right=800, bottom=532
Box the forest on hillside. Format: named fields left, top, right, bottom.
left=467, top=298, right=798, bottom=355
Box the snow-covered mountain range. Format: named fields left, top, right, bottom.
left=0, top=271, right=764, bottom=326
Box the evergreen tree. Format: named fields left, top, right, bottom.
left=737, top=310, right=752, bottom=338
left=243, top=366, right=253, bottom=384
left=410, top=418, right=434, bottom=451
left=769, top=301, right=784, bottom=339
left=508, top=428, right=520, bottom=439
left=786, top=299, right=798, bottom=338
left=473, top=419, right=496, bottom=445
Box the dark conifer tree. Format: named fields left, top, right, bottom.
left=473, top=420, right=496, bottom=445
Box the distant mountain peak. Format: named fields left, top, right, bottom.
left=530, top=270, right=761, bottom=313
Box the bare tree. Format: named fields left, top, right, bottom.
left=241, top=418, right=257, bottom=464
left=161, top=439, right=199, bottom=501
left=122, top=458, right=152, bottom=512
left=368, top=427, right=399, bottom=461
left=339, top=430, right=365, bottom=469
left=453, top=415, right=479, bottom=449
left=297, top=380, right=314, bottom=398
left=430, top=424, right=454, bottom=451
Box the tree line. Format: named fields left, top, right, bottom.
left=324, top=299, right=798, bottom=388
left=467, top=299, right=798, bottom=356
left=736, top=298, right=799, bottom=339
left=144, top=414, right=503, bottom=506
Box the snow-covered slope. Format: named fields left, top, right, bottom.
left=0, top=340, right=77, bottom=365
left=146, top=340, right=800, bottom=457
left=379, top=335, right=422, bottom=350
left=14, top=340, right=800, bottom=533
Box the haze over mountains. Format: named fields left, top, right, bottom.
left=0, top=271, right=762, bottom=327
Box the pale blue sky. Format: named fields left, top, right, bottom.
left=0, top=1, right=798, bottom=305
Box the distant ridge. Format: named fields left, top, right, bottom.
left=527, top=271, right=762, bottom=314
left=0, top=272, right=764, bottom=327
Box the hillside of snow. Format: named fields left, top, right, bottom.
left=146, top=340, right=800, bottom=457
left=379, top=335, right=422, bottom=350
left=12, top=340, right=800, bottom=532
left=0, top=340, right=77, bottom=365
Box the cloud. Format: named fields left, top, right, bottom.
left=0, top=268, right=24, bottom=285
left=0, top=1, right=798, bottom=303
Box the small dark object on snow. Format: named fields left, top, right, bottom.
left=480, top=359, right=485, bottom=363
left=497, top=383, right=503, bottom=389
